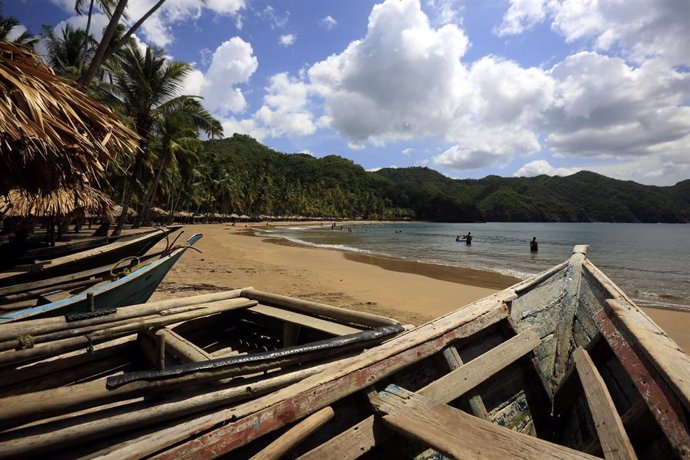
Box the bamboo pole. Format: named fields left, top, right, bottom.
left=251, top=407, right=335, bottom=460
left=0, top=298, right=257, bottom=368
left=241, top=288, right=399, bottom=328
left=0, top=288, right=248, bottom=342
left=0, top=363, right=334, bottom=458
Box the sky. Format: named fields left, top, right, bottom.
left=5, top=0, right=690, bottom=186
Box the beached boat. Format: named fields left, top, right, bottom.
left=0, top=288, right=402, bottom=458
left=6, top=244, right=679, bottom=460
left=0, top=226, right=180, bottom=288
left=0, top=227, right=180, bottom=269
left=0, top=233, right=202, bottom=324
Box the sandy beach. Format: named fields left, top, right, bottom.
left=151, top=223, right=690, bottom=352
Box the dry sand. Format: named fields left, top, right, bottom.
left=151, top=223, right=690, bottom=351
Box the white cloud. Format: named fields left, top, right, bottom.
left=258, top=5, right=289, bottom=29
left=498, top=0, right=690, bottom=65
left=319, top=15, right=337, bottom=30
left=402, top=147, right=414, bottom=156
left=182, top=37, right=258, bottom=116
left=514, top=160, right=580, bottom=177
left=496, top=0, right=546, bottom=36
left=254, top=73, right=317, bottom=137
left=308, top=0, right=470, bottom=145
left=222, top=0, right=689, bottom=185
left=6, top=24, right=28, bottom=42
left=425, top=0, right=463, bottom=25
left=279, top=34, right=296, bottom=47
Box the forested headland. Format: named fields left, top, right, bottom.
left=171, top=134, right=690, bottom=223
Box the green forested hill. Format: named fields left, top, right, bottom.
left=198, top=135, right=690, bottom=223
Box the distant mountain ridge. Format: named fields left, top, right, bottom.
left=203, top=135, right=690, bottom=223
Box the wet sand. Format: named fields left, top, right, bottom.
left=151, top=223, right=690, bottom=351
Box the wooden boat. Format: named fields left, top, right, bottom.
left=0, top=227, right=180, bottom=269
left=0, top=226, right=180, bottom=288
left=0, top=288, right=403, bottom=458
left=2, top=244, right=679, bottom=459
left=0, top=233, right=202, bottom=324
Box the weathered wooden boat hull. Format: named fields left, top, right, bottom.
left=92, top=245, right=687, bottom=460
left=0, top=233, right=202, bottom=324
left=0, top=246, right=688, bottom=459
left=0, top=227, right=179, bottom=288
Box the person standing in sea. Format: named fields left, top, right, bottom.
left=530, top=237, right=538, bottom=252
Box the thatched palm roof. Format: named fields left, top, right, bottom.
left=0, top=184, right=114, bottom=218
left=0, top=40, right=139, bottom=195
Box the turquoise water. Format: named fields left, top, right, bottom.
left=258, top=222, right=690, bottom=311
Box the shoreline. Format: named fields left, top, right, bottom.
left=151, top=223, right=690, bottom=351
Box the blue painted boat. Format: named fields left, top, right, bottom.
left=0, top=233, right=202, bottom=324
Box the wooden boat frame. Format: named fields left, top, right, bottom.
left=89, top=245, right=690, bottom=460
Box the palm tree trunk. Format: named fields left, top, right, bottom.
left=111, top=177, right=130, bottom=236
left=79, top=0, right=95, bottom=75
left=140, top=147, right=170, bottom=227
left=79, top=0, right=128, bottom=87
left=79, top=0, right=169, bottom=87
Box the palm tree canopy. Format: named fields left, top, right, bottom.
left=42, top=23, right=96, bottom=77
left=0, top=3, right=38, bottom=49
left=0, top=40, right=139, bottom=195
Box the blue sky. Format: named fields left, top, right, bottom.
left=6, top=0, right=690, bottom=185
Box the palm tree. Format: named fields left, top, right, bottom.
left=107, top=44, right=221, bottom=233
left=42, top=24, right=96, bottom=78
left=0, top=3, right=38, bottom=48
left=138, top=99, right=222, bottom=224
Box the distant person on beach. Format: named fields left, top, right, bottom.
left=456, top=235, right=461, bottom=242
left=530, top=237, right=538, bottom=252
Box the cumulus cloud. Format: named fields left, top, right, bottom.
left=402, top=147, right=414, bottom=156
left=279, top=34, right=296, bottom=47
left=182, top=37, right=258, bottom=116
left=542, top=53, right=690, bottom=160
left=497, top=0, right=690, bottom=65
left=514, top=160, right=580, bottom=177
left=319, top=15, right=337, bottom=30
left=219, top=0, right=689, bottom=184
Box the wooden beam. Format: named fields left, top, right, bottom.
left=442, top=346, right=489, bottom=419
left=298, top=329, right=541, bottom=460
left=370, top=384, right=598, bottom=460
left=573, top=347, right=637, bottom=460
left=593, top=308, right=690, bottom=458
left=249, top=304, right=362, bottom=337
left=251, top=407, right=334, bottom=460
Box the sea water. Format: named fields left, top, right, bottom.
left=258, top=222, right=690, bottom=311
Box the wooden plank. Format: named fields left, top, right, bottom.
left=99, top=295, right=512, bottom=460
left=251, top=407, right=334, bottom=460
left=573, top=347, right=637, bottom=460
left=249, top=304, right=362, bottom=337
left=370, top=385, right=597, bottom=460
left=298, top=329, right=540, bottom=460
left=606, top=298, right=690, bottom=413
left=593, top=308, right=690, bottom=459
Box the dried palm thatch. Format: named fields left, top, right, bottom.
left=0, top=40, right=139, bottom=195
left=0, top=184, right=114, bottom=218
